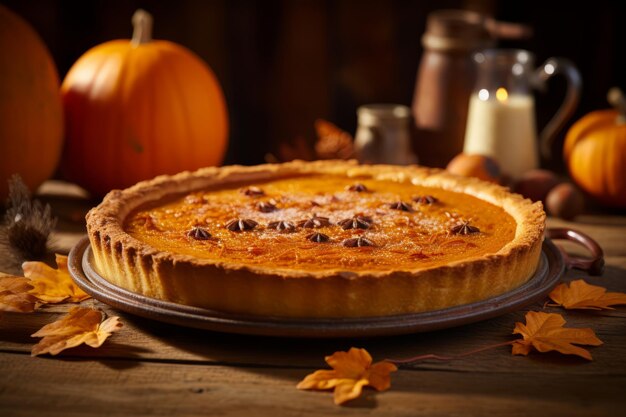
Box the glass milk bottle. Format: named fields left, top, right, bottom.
left=463, top=49, right=581, bottom=179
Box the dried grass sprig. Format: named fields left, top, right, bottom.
left=0, top=175, right=56, bottom=270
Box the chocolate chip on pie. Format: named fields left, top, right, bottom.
left=450, top=221, right=480, bottom=235
left=389, top=201, right=413, bottom=212
left=268, top=220, right=296, bottom=233
left=346, top=183, right=368, bottom=192
left=297, top=214, right=331, bottom=228
left=413, top=195, right=438, bottom=205
left=342, top=236, right=375, bottom=247
left=226, top=218, right=259, bottom=232
left=337, top=215, right=372, bottom=230
left=187, top=226, right=211, bottom=240
left=240, top=187, right=265, bottom=197
left=257, top=201, right=278, bottom=213
left=307, top=232, right=330, bottom=243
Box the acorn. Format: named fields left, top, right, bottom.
left=512, top=169, right=561, bottom=203
left=545, top=183, right=585, bottom=220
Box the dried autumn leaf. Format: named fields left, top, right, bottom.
left=512, top=311, right=603, bottom=360
left=549, top=279, right=626, bottom=310
left=22, top=254, right=90, bottom=303
left=31, top=307, right=122, bottom=356
left=278, top=135, right=315, bottom=162
left=314, top=119, right=355, bottom=160
left=297, top=347, right=397, bottom=405
left=0, top=275, right=38, bottom=313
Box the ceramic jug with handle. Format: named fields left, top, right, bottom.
left=411, top=9, right=532, bottom=168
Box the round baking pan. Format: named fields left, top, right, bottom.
left=68, top=228, right=602, bottom=338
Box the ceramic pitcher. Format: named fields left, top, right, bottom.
left=411, top=9, right=532, bottom=168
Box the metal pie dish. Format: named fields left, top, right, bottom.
left=69, top=236, right=566, bottom=338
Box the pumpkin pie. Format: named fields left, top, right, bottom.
left=86, top=160, right=545, bottom=318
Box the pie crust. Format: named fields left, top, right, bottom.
left=86, top=160, right=545, bottom=318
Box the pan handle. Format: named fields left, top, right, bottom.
left=546, top=228, right=604, bottom=276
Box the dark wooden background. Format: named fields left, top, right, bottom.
left=3, top=0, right=625, bottom=170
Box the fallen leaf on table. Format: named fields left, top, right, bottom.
left=314, top=119, right=355, bottom=160
left=277, top=135, right=315, bottom=162
left=297, top=347, right=397, bottom=405
left=0, top=276, right=38, bottom=313
left=31, top=307, right=122, bottom=356
left=22, top=254, right=90, bottom=303
left=549, top=279, right=626, bottom=310
left=512, top=311, right=603, bottom=360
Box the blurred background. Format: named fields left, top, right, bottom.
left=3, top=0, right=625, bottom=171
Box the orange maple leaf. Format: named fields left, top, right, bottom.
left=512, top=311, right=603, bottom=360
left=0, top=275, right=38, bottom=313
left=22, top=254, right=90, bottom=303
left=297, top=347, right=397, bottom=405
left=549, top=279, right=626, bottom=310
left=31, top=307, right=122, bottom=356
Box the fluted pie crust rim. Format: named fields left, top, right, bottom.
left=86, top=160, right=545, bottom=318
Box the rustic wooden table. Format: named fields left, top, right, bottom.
left=1, top=181, right=625, bottom=417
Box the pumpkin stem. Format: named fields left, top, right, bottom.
left=607, top=87, right=626, bottom=124
left=131, top=9, right=153, bottom=46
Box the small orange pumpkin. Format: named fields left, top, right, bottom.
left=0, top=5, right=63, bottom=201
left=61, top=10, right=228, bottom=197
left=563, top=88, right=626, bottom=208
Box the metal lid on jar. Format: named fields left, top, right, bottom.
left=357, top=104, right=411, bottom=127
left=422, top=9, right=531, bottom=52
left=422, top=10, right=492, bottom=52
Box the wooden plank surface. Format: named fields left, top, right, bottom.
left=2, top=257, right=625, bottom=372
left=1, top=353, right=624, bottom=417
left=1, top=181, right=625, bottom=417
left=1, top=297, right=625, bottom=374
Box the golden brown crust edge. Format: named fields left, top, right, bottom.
left=86, top=160, right=545, bottom=318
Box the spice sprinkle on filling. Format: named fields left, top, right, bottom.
left=125, top=175, right=516, bottom=271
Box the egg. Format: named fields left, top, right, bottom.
left=546, top=183, right=585, bottom=220
left=446, top=153, right=501, bottom=183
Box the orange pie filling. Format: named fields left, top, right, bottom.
left=125, top=175, right=517, bottom=272
left=87, top=162, right=545, bottom=318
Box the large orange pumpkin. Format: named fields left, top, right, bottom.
left=61, top=10, right=228, bottom=197
left=563, top=88, right=626, bottom=208
left=0, top=5, right=63, bottom=201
